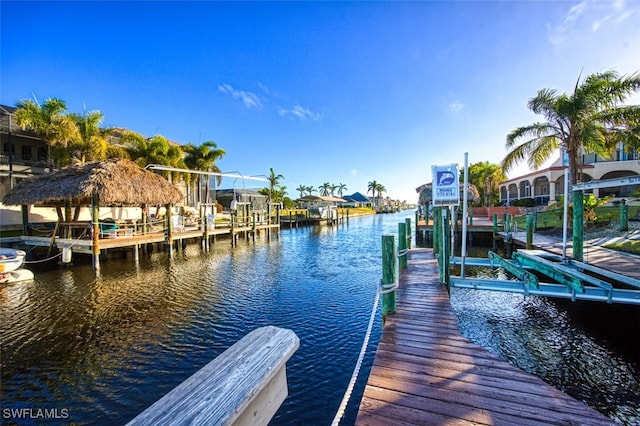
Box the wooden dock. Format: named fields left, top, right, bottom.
left=356, top=248, right=614, bottom=425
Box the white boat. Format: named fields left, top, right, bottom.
left=0, top=248, right=33, bottom=283
left=308, top=205, right=338, bottom=220
left=0, top=248, right=26, bottom=273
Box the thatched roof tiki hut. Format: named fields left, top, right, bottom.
left=2, top=158, right=184, bottom=270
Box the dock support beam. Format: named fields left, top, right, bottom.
left=526, top=214, right=535, bottom=249
left=433, top=207, right=441, bottom=254
left=439, top=208, right=451, bottom=292
left=398, top=222, right=407, bottom=272
left=572, top=191, right=583, bottom=261
left=620, top=200, right=629, bottom=232
left=381, top=234, right=396, bottom=320
left=405, top=217, right=412, bottom=249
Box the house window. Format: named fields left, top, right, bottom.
left=3, top=142, right=14, bottom=156
left=37, top=147, right=47, bottom=162
left=21, top=145, right=32, bottom=161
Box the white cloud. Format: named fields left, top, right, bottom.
left=547, top=0, right=635, bottom=45
left=218, top=84, right=263, bottom=109
left=278, top=104, right=322, bottom=121
left=448, top=101, right=464, bottom=113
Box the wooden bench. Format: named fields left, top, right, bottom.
left=127, top=326, right=299, bottom=426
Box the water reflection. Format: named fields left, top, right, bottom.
left=1, top=211, right=638, bottom=425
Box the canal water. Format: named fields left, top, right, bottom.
left=1, top=211, right=639, bottom=425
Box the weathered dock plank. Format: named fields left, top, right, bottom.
left=127, top=326, right=299, bottom=426
left=356, top=247, right=614, bottom=426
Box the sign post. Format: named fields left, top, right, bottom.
left=432, top=164, right=460, bottom=207
left=432, top=164, right=459, bottom=289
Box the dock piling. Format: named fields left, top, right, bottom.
left=381, top=234, right=397, bottom=320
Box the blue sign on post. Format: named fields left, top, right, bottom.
left=432, top=164, right=459, bottom=206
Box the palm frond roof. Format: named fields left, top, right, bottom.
left=2, top=158, right=183, bottom=206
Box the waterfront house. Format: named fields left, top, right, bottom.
left=498, top=147, right=640, bottom=206
left=340, top=192, right=372, bottom=208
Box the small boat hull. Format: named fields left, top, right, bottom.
left=0, top=248, right=26, bottom=273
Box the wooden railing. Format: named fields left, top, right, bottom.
left=127, top=326, right=299, bottom=426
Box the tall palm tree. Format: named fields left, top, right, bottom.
left=367, top=180, right=379, bottom=207
left=337, top=183, right=347, bottom=197
left=13, top=97, right=79, bottom=169
left=318, top=182, right=331, bottom=196
left=184, top=141, right=226, bottom=204
left=304, top=185, right=316, bottom=195
left=376, top=183, right=386, bottom=206
left=502, top=71, right=640, bottom=185
left=296, top=184, right=307, bottom=198
left=267, top=168, right=284, bottom=202
left=368, top=180, right=386, bottom=208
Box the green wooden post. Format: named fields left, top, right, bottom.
left=398, top=222, right=407, bottom=271
left=433, top=206, right=441, bottom=254
left=526, top=214, right=534, bottom=250
left=440, top=207, right=451, bottom=292
left=21, top=205, right=29, bottom=236
left=405, top=217, right=412, bottom=249
left=381, top=234, right=397, bottom=320
left=572, top=191, right=583, bottom=261
left=620, top=200, right=629, bottom=232
left=502, top=212, right=507, bottom=231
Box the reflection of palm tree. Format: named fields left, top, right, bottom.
left=14, top=97, right=79, bottom=169
left=503, top=71, right=640, bottom=185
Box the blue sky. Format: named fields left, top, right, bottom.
left=2, top=1, right=639, bottom=203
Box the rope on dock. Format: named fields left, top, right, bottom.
left=380, top=280, right=399, bottom=294
left=331, top=284, right=381, bottom=426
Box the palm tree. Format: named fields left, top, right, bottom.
left=337, top=183, right=347, bottom=197
left=376, top=183, right=386, bottom=207
left=318, top=182, right=331, bottom=196
left=125, top=134, right=186, bottom=182
left=502, top=71, right=640, bottom=185
left=184, top=141, right=226, bottom=205
left=267, top=168, right=284, bottom=202
left=367, top=180, right=379, bottom=207
left=467, top=161, right=505, bottom=207
left=13, top=97, right=79, bottom=169
left=304, top=185, right=316, bottom=195
left=296, top=184, right=307, bottom=198
left=68, top=109, right=117, bottom=164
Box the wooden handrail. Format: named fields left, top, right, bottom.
left=127, top=326, right=299, bottom=426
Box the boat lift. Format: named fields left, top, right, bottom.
left=432, top=156, right=640, bottom=306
